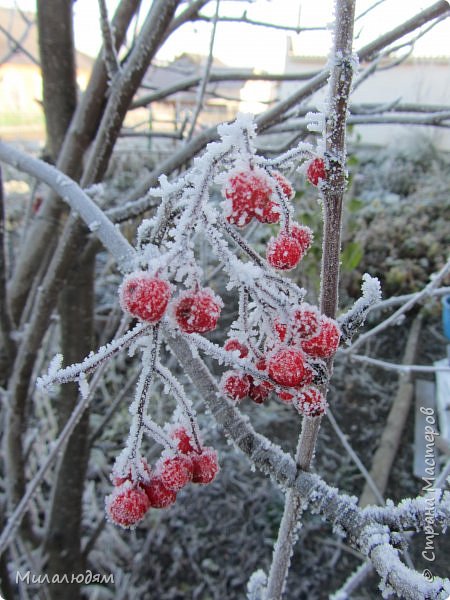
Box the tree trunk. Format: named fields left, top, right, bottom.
left=37, top=0, right=77, bottom=161
left=8, top=0, right=141, bottom=324
left=45, top=252, right=95, bottom=600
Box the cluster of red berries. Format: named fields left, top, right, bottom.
left=222, top=168, right=293, bottom=228
left=106, top=427, right=219, bottom=529
left=220, top=305, right=340, bottom=417
left=120, top=273, right=223, bottom=334
left=221, top=166, right=315, bottom=272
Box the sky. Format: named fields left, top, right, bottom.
left=1, top=0, right=449, bottom=72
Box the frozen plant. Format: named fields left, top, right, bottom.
left=37, top=113, right=341, bottom=527
left=1, top=1, right=450, bottom=598
left=26, top=109, right=449, bottom=599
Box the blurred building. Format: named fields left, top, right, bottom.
left=0, top=7, right=93, bottom=139
left=280, top=37, right=450, bottom=150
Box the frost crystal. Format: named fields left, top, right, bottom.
left=246, top=569, right=267, bottom=600
left=338, top=273, right=382, bottom=344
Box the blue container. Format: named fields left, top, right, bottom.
left=443, top=295, right=450, bottom=340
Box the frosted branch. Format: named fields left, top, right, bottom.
left=338, top=273, right=382, bottom=344
left=345, top=259, right=450, bottom=353
left=37, top=322, right=151, bottom=390
left=185, top=0, right=220, bottom=142
left=98, top=0, right=120, bottom=80
left=0, top=141, right=136, bottom=272
left=346, top=354, right=450, bottom=374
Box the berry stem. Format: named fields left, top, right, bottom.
left=155, top=362, right=202, bottom=453
left=128, top=324, right=161, bottom=465
left=142, top=417, right=178, bottom=452
left=265, top=167, right=292, bottom=231
left=37, top=321, right=150, bottom=389
left=238, top=287, right=262, bottom=360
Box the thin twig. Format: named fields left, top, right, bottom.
left=98, top=0, right=120, bottom=79
left=0, top=166, right=16, bottom=370
left=347, top=354, right=450, bottom=374
left=326, top=409, right=384, bottom=505
left=344, top=259, right=450, bottom=353
left=185, top=0, right=220, bottom=142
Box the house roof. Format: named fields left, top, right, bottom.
left=142, top=53, right=247, bottom=104
left=0, top=6, right=93, bottom=71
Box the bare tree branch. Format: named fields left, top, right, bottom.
left=98, top=0, right=120, bottom=79
left=185, top=0, right=220, bottom=142
left=195, top=11, right=326, bottom=33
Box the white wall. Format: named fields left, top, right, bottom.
left=281, top=55, right=450, bottom=150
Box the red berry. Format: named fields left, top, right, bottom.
left=119, top=273, right=171, bottom=323
left=223, top=169, right=272, bottom=228
left=158, top=455, right=193, bottom=492
left=290, top=224, right=313, bottom=254
left=221, top=371, right=251, bottom=401
left=106, top=485, right=150, bottom=528
left=144, top=477, right=177, bottom=508
left=255, top=358, right=267, bottom=371
left=191, top=448, right=219, bottom=484
left=171, top=427, right=195, bottom=454
left=268, top=347, right=306, bottom=387
left=257, top=200, right=281, bottom=224
left=301, top=316, right=340, bottom=359
left=307, top=158, right=326, bottom=186
left=266, top=234, right=302, bottom=271
left=274, top=305, right=320, bottom=344
left=277, top=390, right=295, bottom=403
left=224, top=338, right=249, bottom=358
left=248, top=378, right=272, bottom=404
left=272, top=171, right=294, bottom=200
left=293, top=386, right=326, bottom=417
left=174, top=288, right=222, bottom=333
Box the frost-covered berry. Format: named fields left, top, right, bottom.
left=119, top=273, right=171, bottom=323
left=307, top=158, right=326, bottom=186
left=248, top=378, right=272, bottom=404
left=291, top=224, right=313, bottom=254
left=144, top=477, right=177, bottom=508
left=191, top=448, right=219, bottom=484
left=255, top=358, right=267, bottom=372
left=301, top=316, right=340, bottom=359
left=268, top=347, right=306, bottom=387
left=106, top=485, right=150, bottom=529
left=258, top=200, right=281, bottom=224
left=174, top=288, right=222, bottom=333
left=158, top=455, right=193, bottom=492
left=171, top=426, right=195, bottom=454
left=274, top=304, right=320, bottom=344
left=266, top=234, right=302, bottom=271
left=293, top=386, right=326, bottom=417
left=221, top=371, right=251, bottom=401
left=277, top=389, right=295, bottom=403
left=223, top=169, right=272, bottom=228
left=224, top=338, right=249, bottom=358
